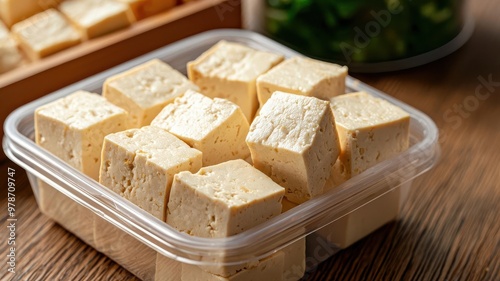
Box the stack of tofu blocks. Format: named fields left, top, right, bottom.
left=0, top=0, right=181, bottom=73
left=34, top=40, right=410, bottom=281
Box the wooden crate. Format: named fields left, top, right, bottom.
left=0, top=0, right=242, bottom=160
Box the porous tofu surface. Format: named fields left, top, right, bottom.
left=331, top=91, right=410, bottom=130
left=167, top=159, right=284, bottom=238
left=11, top=9, right=81, bottom=60
left=35, top=90, right=128, bottom=180
left=246, top=91, right=340, bottom=203
left=100, top=126, right=202, bottom=220
left=187, top=40, right=284, bottom=120
left=104, top=59, right=199, bottom=128
left=256, top=56, right=348, bottom=105
left=151, top=89, right=250, bottom=166
left=59, top=0, right=133, bottom=39
left=330, top=92, right=410, bottom=178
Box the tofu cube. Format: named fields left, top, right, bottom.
left=0, top=0, right=61, bottom=27
left=59, top=0, right=134, bottom=40
left=312, top=92, right=410, bottom=250
left=117, top=0, right=176, bottom=20
left=99, top=126, right=202, bottom=221
left=330, top=91, right=410, bottom=180
left=104, top=59, right=199, bottom=128
left=151, top=90, right=250, bottom=166
left=35, top=90, right=128, bottom=181
left=0, top=22, right=23, bottom=73
left=11, top=9, right=81, bottom=60
left=257, top=57, right=348, bottom=106
left=246, top=92, right=340, bottom=204
left=167, top=159, right=284, bottom=238
left=187, top=40, right=284, bottom=121
left=181, top=252, right=285, bottom=281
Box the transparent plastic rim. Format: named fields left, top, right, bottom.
left=3, top=29, right=440, bottom=266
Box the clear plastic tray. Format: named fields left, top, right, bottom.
left=3, top=29, right=440, bottom=280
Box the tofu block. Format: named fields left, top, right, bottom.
left=330, top=91, right=410, bottom=180
left=0, top=0, right=61, bottom=27
left=11, top=9, right=81, bottom=60
left=155, top=253, right=182, bottom=281
left=187, top=40, right=284, bottom=121
left=167, top=159, right=284, bottom=238
left=246, top=92, right=340, bottom=204
left=59, top=0, right=134, bottom=40
left=100, top=126, right=202, bottom=221
left=35, top=90, right=128, bottom=181
left=282, top=239, right=306, bottom=281
left=93, top=216, right=157, bottom=281
left=281, top=198, right=298, bottom=213
left=118, top=0, right=176, bottom=20
left=0, top=23, right=23, bottom=73
left=104, top=59, right=199, bottom=128
left=151, top=90, right=250, bottom=166
left=256, top=57, right=348, bottom=106
left=181, top=252, right=285, bottom=281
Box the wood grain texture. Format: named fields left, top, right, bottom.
left=1, top=0, right=499, bottom=280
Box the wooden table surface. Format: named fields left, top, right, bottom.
left=1, top=0, right=499, bottom=280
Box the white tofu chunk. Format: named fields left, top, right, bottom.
left=246, top=91, right=340, bottom=204
left=167, top=159, right=284, bottom=238
left=0, top=23, right=23, bottom=73
left=151, top=90, right=250, bottom=166
left=187, top=40, right=284, bottom=121
left=59, top=0, right=134, bottom=40
left=104, top=59, right=199, bottom=128
left=330, top=91, right=410, bottom=180
left=312, top=92, right=410, bottom=250
left=181, top=252, right=285, bottom=281
left=11, top=9, right=81, bottom=60
left=256, top=57, right=348, bottom=106
left=117, top=0, right=176, bottom=20
left=0, top=0, right=61, bottom=27
left=35, top=90, right=128, bottom=181
left=99, top=126, right=202, bottom=221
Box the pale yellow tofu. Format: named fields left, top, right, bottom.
left=330, top=91, right=410, bottom=181
left=11, top=9, right=81, bottom=60
left=118, top=0, right=176, bottom=20
left=100, top=126, right=202, bottom=221
left=167, top=159, right=284, bottom=238
left=155, top=253, right=182, bottom=281
left=312, top=92, right=410, bottom=249
left=151, top=90, right=250, bottom=166
left=187, top=41, right=284, bottom=121
left=104, top=59, right=199, bottom=128
left=0, top=0, right=61, bottom=27
left=59, top=0, right=134, bottom=40
left=35, top=90, right=128, bottom=181
left=257, top=57, right=348, bottom=106
left=181, top=252, right=285, bottom=281
left=246, top=92, right=340, bottom=204
left=0, top=22, right=23, bottom=73
left=281, top=198, right=298, bottom=213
